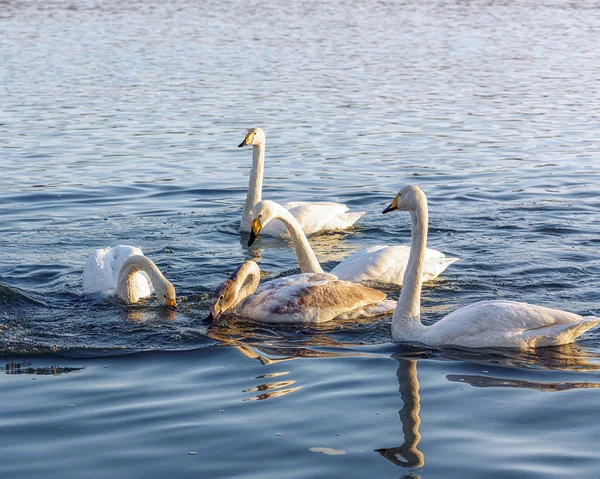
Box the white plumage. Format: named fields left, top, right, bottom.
left=238, top=127, right=364, bottom=237
left=83, top=245, right=152, bottom=298
left=330, top=244, right=458, bottom=286
left=411, top=300, right=600, bottom=349
left=262, top=201, right=363, bottom=237
left=384, top=185, right=600, bottom=349
left=249, top=200, right=457, bottom=286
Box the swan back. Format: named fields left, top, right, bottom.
left=235, top=273, right=387, bottom=324
left=83, top=245, right=152, bottom=296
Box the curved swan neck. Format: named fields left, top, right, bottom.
left=230, top=261, right=261, bottom=306
left=392, top=199, right=429, bottom=341
left=242, top=144, right=265, bottom=232
left=273, top=205, right=324, bottom=274
left=116, top=256, right=167, bottom=302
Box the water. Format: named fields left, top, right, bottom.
left=1, top=0, right=600, bottom=476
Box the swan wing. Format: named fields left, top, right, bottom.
left=426, top=300, right=600, bottom=348
left=83, top=245, right=153, bottom=297
left=335, top=299, right=397, bottom=320
left=235, top=273, right=386, bottom=324
left=331, top=245, right=458, bottom=285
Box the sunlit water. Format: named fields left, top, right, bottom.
left=1, top=0, right=600, bottom=477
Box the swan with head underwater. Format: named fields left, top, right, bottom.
left=83, top=245, right=177, bottom=307
left=208, top=259, right=396, bottom=324
left=246, top=199, right=457, bottom=286
left=238, top=127, right=364, bottom=237
left=382, top=185, right=600, bottom=349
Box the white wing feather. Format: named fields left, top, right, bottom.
left=82, top=245, right=153, bottom=298
left=331, top=245, right=458, bottom=285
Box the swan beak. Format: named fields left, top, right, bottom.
left=382, top=196, right=399, bottom=214
left=165, top=297, right=177, bottom=308
left=209, top=304, right=221, bottom=321
left=248, top=218, right=262, bottom=246
left=238, top=132, right=253, bottom=148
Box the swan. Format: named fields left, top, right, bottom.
left=83, top=245, right=176, bottom=307
left=208, top=260, right=396, bottom=324
left=238, top=127, right=364, bottom=237
left=383, top=185, right=600, bottom=349
left=247, top=200, right=457, bottom=286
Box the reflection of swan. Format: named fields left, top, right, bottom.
left=375, top=358, right=424, bottom=468
left=83, top=246, right=176, bottom=306
left=447, top=373, right=600, bottom=392
left=248, top=200, right=457, bottom=286
left=238, top=127, right=364, bottom=237
left=209, top=260, right=395, bottom=323
left=383, top=185, right=600, bottom=348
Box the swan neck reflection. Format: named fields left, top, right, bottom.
left=376, top=358, right=424, bottom=468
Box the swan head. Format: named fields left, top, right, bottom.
left=247, top=200, right=278, bottom=246
left=209, top=279, right=238, bottom=321
left=382, top=185, right=426, bottom=214
left=238, top=127, right=266, bottom=148
left=155, top=279, right=177, bottom=308
left=209, top=261, right=261, bottom=320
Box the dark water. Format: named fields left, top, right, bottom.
left=1, top=0, right=600, bottom=477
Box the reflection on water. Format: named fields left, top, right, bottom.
left=208, top=323, right=370, bottom=401
left=375, top=357, right=424, bottom=469
left=1, top=362, right=84, bottom=375
left=447, top=374, right=600, bottom=392
left=439, top=342, right=600, bottom=371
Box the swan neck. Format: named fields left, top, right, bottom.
left=392, top=201, right=428, bottom=341
left=117, top=256, right=166, bottom=302
left=232, top=262, right=261, bottom=307
left=276, top=207, right=324, bottom=274
left=242, top=144, right=265, bottom=232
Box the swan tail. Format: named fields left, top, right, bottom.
left=523, top=316, right=600, bottom=348
left=422, top=256, right=459, bottom=282
left=335, top=299, right=397, bottom=320
left=337, top=211, right=365, bottom=228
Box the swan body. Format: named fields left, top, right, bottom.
left=83, top=246, right=176, bottom=307
left=83, top=245, right=152, bottom=296
left=330, top=244, right=458, bottom=286
left=210, top=260, right=395, bottom=324
left=248, top=200, right=457, bottom=286
left=384, top=185, right=600, bottom=349
left=238, top=127, right=364, bottom=237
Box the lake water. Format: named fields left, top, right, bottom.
left=1, top=0, right=600, bottom=477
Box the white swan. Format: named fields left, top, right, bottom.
left=209, top=260, right=396, bottom=324
left=83, top=246, right=176, bottom=307
left=247, top=200, right=457, bottom=286
left=238, top=127, right=364, bottom=237
left=383, top=185, right=600, bottom=349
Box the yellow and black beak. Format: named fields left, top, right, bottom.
left=247, top=217, right=263, bottom=247
left=238, top=132, right=253, bottom=148
left=382, top=195, right=399, bottom=214
left=165, top=297, right=177, bottom=308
